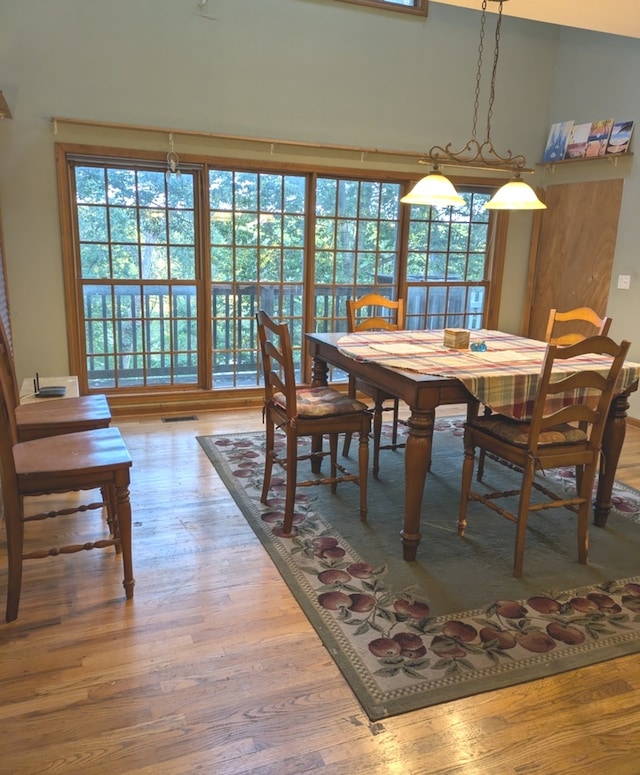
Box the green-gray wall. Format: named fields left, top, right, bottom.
left=1, top=0, right=638, bottom=414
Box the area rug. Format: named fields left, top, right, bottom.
left=197, top=418, right=640, bottom=720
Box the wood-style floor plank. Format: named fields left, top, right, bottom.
left=1, top=406, right=640, bottom=774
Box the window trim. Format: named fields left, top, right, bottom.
left=334, top=0, right=428, bottom=16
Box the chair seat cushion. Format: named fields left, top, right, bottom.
left=469, top=415, right=587, bottom=446
left=274, top=386, right=368, bottom=418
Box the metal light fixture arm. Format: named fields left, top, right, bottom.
left=424, top=0, right=527, bottom=173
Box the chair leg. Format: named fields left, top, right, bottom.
left=282, top=428, right=298, bottom=536
left=477, top=449, right=486, bottom=481
left=342, top=377, right=357, bottom=457
left=330, top=434, right=338, bottom=494
left=477, top=406, right=492, bottom=480
left=576, top=461, right=596, bottom=565
left=114, top=472, right=135, bottom=601
left=576, top=501, right=589, bottom=566
left=391, top=398, right=400, bottom=447
left=458, top=434, right=475, bottom=536
left=261, top=417, right=275, bottom=505
left=106, top=485, right=122, bottom=555
left=5, top=503, right=25, bottom=622
left=371, top=400, right=384, bottom=479
left=103, top=485, right=122, bottom=554
left=513, top=460, right=535, bottom=578
left=358, top=428, right=369, bottom=522
left=574, top=420, right=588, bottom=493
left=103, top=485, right=113, bottom=530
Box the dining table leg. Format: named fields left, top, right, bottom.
left=594, top=390, right=631, bottom=528
left=402, top=407, right=435, bottom=561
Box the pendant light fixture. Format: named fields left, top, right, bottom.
left=401, top=0, right=546, bottom=211
left=399, top=165, right=465, bottom=207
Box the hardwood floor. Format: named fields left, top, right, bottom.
left=2, top=407, right=640, bottom=774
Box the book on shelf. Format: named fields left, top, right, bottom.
left=541, top=120, right=574, bottom=163
left=606, top=120, right=634, bottom=155
left=564, top=122, right=592, bottom=159
left=585, top=119, right=614, bottom=157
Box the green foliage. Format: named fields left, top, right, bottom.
left=74, top=163, right=492, bottom=390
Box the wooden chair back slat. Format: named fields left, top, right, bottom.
left=347, top=293, right=405, bottom=333
left=545, top=307, right=612, bottom=346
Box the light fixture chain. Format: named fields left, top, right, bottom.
left=415, top=0, right=543, bottom=208
left=485, top=1, right=504, bottom=143
left=471, top=0, right=488, bottom=142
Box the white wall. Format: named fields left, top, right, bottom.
left=0, top=0, right=563, bottom=386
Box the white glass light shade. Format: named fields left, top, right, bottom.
left=485, top=179, right=547, bottom=210
left=401, top=172, right=466, bottom=207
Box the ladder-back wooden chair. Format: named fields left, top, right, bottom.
left=458, top=335, right=630, bottom=578
left=477, top=307, right=613, bottom=480
left=545, top=307, right=612, bottom=346
left=0, top=318, right=117, bottom=530
left=0, top=346, right=134, bottom=622
left=257, top=309, right=371, bottom=536
left=545, top=307, right=614, bottom=488
left=0, top=319, right=112, bottom=443
left=342, top=293, right=406, bottom=478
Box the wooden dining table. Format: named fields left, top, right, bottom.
left=306, top=328, right=640, bottom=561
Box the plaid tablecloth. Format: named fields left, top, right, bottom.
left=337, top=329, right=640, bottom=420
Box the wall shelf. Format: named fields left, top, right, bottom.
left=538, top=153, right=633, bottom=173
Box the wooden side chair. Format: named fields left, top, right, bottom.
left=458, top=335, right=630, bottom=578
left=257, top=309, right=371, bottom=536
left=0, top=319, right=112, bottom=442
left=477, top=306, right=613, bottom=480
left=0, top=319, right=117, bottom=528
left=544, top=307, right=613, bottom=489
left=545, top=307, right=612, bottom=346
left=342, top=293, right=406, bottom=478
left=0, top=360, right=134, bottom=621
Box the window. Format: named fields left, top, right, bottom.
left=73, top=162, right=200, bottom=389
left=58, top=144, right=503, bottom=409
left=209, top=169, right=307, bottom=387
left=314, top=177, right=401, bottom=334
left=335, top=0, right=428, bottom=15
left=404, top=190, right=491, bottom=330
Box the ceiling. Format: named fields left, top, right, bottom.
left=434, top=1, right=640, bottom=40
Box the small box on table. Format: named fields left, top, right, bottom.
left=444, top=328, right=470, bottom=349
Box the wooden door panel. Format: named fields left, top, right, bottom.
left=526, top=179, right=623, bottom=341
